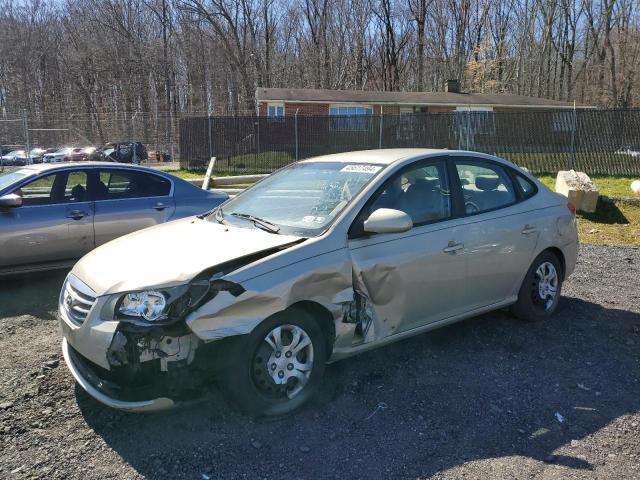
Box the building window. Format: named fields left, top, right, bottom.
left=267, top=102, right=285, bottom=122
left=398, top=107, right=416, bottom=140
left=455, top=108, right=495, bottom=134
left=552, top=111, right=573, bottom=132
left=329, top=105, right=373, bottom=131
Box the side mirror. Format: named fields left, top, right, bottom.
left=0, top=193, right=22, bottom=208
left=363, top=208, right=412, bottom=234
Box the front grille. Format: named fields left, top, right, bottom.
left=61, top=276, right=97, bottom=325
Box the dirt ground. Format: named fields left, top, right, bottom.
left=0, top=244, right=639, bottom=479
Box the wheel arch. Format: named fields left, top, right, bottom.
left=542, top=246, right=566, bottom=280
left=286, top=300, right=336, bottom=358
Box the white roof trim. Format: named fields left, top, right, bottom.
left=257, top=99, right=596, bottom=110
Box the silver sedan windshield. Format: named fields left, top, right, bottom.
left=216, top=161, right=383, bottom=236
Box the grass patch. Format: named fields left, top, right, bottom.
left=535, top=173, right=639, bottom=245
left=536, top=174, right=639, bottom=198
left=576, top=200, right=640, bottom=246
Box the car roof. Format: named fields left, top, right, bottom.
left=16, top=162, right=160, bottom=174
left=299, top=148, right=451, bottom=165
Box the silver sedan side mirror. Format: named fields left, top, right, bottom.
left=363, top=208, right=413, bottom=234
left=0, top=193, right=23, bottom=208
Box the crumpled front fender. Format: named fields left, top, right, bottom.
left=185, top=249, right=356, bottom=345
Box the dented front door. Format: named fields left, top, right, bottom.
left=348, top=219, right=469, bottom=341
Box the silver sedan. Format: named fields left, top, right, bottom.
left=0, top=162, right=227, bottom=275
left=58, top=149, right=578, bottom=415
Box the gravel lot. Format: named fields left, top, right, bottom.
left=1, top=244, right=639, bottom=479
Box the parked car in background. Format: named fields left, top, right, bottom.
left=148, top=150, right=172, bottom=162
left=55, top=149, right=578, bottom=415
left=97, top=142, right=148, bottom=163
left=29, top=148, right=47, bottom=164
left=615, top=145, right=640, bottom=157
left=43, top=147, right=80, bottom=163
left=1, top=145, right=23, bottom=156
left=69, top=146, right=97, bottom=162
left=0, top=162, right=228, bottom=276
left=1, top=150, right=29, bottom=166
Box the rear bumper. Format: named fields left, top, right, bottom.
left=62, top=338, right=175, bottom=413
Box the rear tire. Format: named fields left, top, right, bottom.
left=511, top=250, right=563, bottom=322
left=218, top=309, right=326, bottom=416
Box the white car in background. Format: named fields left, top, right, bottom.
left=43, top=147, right=79, bottom=163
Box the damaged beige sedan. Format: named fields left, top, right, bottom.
left=59, top=149, right=578, bottom=415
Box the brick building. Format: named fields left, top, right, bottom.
left=256, top=81, right=593, bottom=119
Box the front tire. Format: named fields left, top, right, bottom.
left=218, top=309, right=326, bottom=416
left=511, top=251, right=563, bottom=322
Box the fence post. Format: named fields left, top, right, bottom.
left=466, top=106, right=471, bottom=151
left=202, top=157, right=216, bottom=190
left=295, top=108, right=299, bottom=161
left=23, top=109, right=31, bottom=164
left=568, top=101, right=576, bottom=170
left=378, top=111, right=383, bottom=149
left=207, top=114, right=213, bottom=165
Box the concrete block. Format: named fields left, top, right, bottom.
left=555, top=170, right=599, bottom=213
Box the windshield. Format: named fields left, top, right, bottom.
left=0, top=170, right=30, bottom=192
left=6, top=150, right=26, bottom=158
left=213, top=161, right=383, bottom=236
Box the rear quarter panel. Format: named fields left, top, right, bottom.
left=507, top=188, right=578, bottom=296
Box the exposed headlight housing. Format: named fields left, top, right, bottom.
left=111, top=279, right=244, bottom=325
left=118, top=290, right=167, bottom=322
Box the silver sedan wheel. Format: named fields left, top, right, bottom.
left=256, top=324, right=315, bottom=400
left=535, top=261, right=559, bottom=310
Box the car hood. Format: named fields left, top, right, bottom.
left=71, top=217, right=302, bottom=296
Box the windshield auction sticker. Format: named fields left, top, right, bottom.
left=340, top=164, right=383, bottom=174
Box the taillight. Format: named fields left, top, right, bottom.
left=567, top=202, right=576, bottom=215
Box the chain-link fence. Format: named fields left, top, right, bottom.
left=0, top=111, right=184, bottom=165
left=179, top=109, right=640, bottom=176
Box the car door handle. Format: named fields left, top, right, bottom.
left=67, top=210, right=85, bottom=220
left=153, top=202, right=168, bottom=211
left=522, top=225, right=537, bottom=235
left=443, top=241, right=464, bottom=253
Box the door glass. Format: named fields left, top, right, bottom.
left=370, top=161, right=451, bottom=226
left=62, top=171, right=89, bottom=203
left=16, top=174, right=58, bottom=206
left=98, top=171, right=170, bottom=199
left=456, top=162, right=516, bottom=215
left=16, top=171, right=89, bottom=206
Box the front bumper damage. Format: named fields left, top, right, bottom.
left=62, top=338, right=175, bottom=412
left=59, top=276, right=220, bottom=412
left=60, top=317, right=214, bottom=411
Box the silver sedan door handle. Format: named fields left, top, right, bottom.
left=153, top=202, right=168, bottom=211
left=443, top=241, right=464, bottom=253
left=67, top=210, right=85, bottom=220
left=522, top=225, right=537, bottom=235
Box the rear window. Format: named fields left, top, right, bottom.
left=98, top=170, right=171, bottom=199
